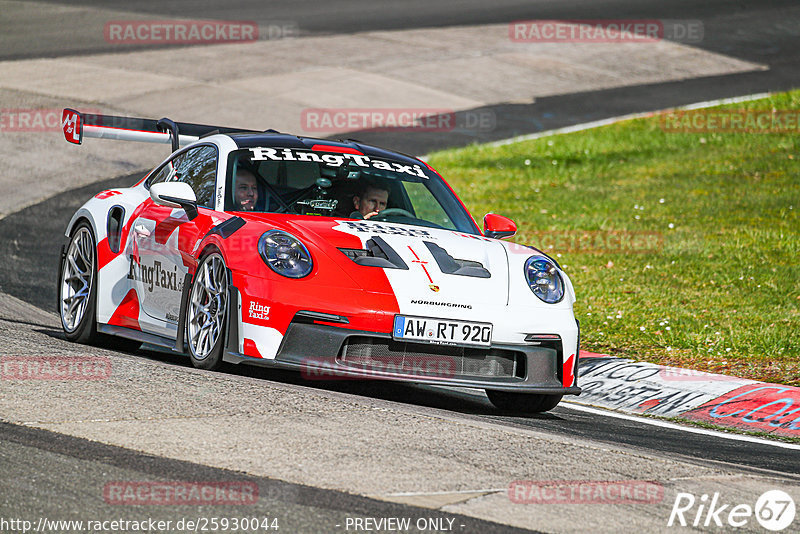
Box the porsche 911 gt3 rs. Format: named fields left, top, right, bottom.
left=58, top=108, right=580, bottom=412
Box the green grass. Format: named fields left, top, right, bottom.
left=427, top=91, right=800, bottom=386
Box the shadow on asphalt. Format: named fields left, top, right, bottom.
left=1, top=317, right=59, bottom=330
left=30, top=326, right=65, bottom=339
left=135, top=345, right=565, bottom=420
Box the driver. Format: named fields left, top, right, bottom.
left=351, top=178, right=389, bottom=219
left=234, top=168, right=259, bottom=211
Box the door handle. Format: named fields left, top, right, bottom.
left=133, top=224, right=151, bottom=237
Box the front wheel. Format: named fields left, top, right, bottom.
left=186, top=251, right=229, bottom=370
left=59, top=222, right=100, bottom=344
left=486, top=390, right=563, bottom=413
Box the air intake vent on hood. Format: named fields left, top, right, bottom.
left=339, top=236, right=409, bottom=270
left=424, top=241, right=491, bottom=278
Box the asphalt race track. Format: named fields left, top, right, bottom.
left=2, top=173, right=800, bottom=476
left=1, top=1, right=799, bottom=532
left=4, top=0, right=800, bottom=153
left=1, top=422, right=530, bottom=534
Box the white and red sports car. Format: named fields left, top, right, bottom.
left=58, top=109, right=580, bottom=412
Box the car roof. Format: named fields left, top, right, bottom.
left=228, top=133, right=425, bottom=168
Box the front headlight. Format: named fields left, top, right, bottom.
left=258, top=230, right=313, bottom=278
left=524, top=256, right=564, bottom=303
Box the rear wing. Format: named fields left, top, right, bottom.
left=61, top=108, right=260, bottom=151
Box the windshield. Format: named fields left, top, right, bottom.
left=225, top=147, right=479, bottom=233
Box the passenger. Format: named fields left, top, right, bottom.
left=234, top=168, right=259, bottom=211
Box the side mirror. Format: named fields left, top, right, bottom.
left=483, top=213, right=516, bottom=239
left=150, top=182, right=199, bottom=220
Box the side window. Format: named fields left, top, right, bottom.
left=166, top=146, right=218, bottom=209
left=146, top=160, right=175, bottom=186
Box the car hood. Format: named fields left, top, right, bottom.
left=246, top=215, right=512, bottom=307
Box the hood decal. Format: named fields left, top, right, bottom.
left=338, top=236, right=409, bottom=270
left=424, top=241, right=490, bottom=278
left=407, top=245, right=435, bottom=284
left=335, top=220, right=435, bottom=238
left=332, top=220, right=510, bottom=309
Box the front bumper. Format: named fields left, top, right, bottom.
left=224, top=317, right=581, bottom=395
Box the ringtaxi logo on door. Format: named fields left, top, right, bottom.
left=668, top=490, right=795, bottom=531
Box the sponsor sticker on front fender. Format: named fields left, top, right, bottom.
left=393, top=315, right=492, bottom=347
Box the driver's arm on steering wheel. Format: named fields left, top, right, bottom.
left=348, top=209, right=369, bottom=219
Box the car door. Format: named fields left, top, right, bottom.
left=130, top=144, right=221, bottom=337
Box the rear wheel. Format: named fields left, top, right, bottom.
left=59, top=222, right=100, bottom=344
left=59, top=222, right=143, bottom=352
left=486, top=390, right=563, bottom=413
left=186, top=252, right=228, bottom=370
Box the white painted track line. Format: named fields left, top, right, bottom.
left=562, top=401, right=800, bottom=450
left=437, top=385, right=799, bottom=449
left=487, top=92, right=773, bottom=147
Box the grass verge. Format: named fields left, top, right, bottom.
left=427, top=91, right=800, bottom=386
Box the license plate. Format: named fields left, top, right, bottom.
left=392, top=315, right=492, bottom=347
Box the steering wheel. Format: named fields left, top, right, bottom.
left=373, top=208, right=415, bottom=220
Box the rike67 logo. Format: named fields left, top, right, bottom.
left=668, top=490, right=796, bottom=531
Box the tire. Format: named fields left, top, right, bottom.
left=186, top=251, right=228, bottom=370
left=486, top=390, right=563, bottom=413
left=59, top=222, right=101, bottom=344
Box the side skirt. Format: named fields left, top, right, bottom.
left=97, top=323, right=176, bottom=351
